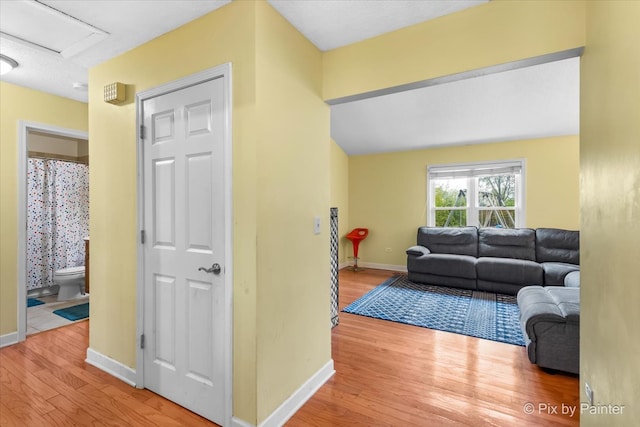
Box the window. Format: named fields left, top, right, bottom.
left=427, top=160, right=525, bottom=228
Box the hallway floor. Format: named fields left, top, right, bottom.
left=0, top=321, right=218, bottom=426
left=27, top=294, right=90, bottom=335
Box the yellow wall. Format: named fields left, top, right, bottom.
left=254, top=3, right=331, bottom=421
left=323, top=0, right=585, bottom=268
left=330, top=139, right=349, bottom=264
left=581, top=2, right=640, bottom=425
left=323, top=0, right=586, bottom=100
left=348, top=136, right=579, bottom=266
left=0, top=82, right=88, bottom=336
left=88, top=1, right=258, bottom=421
left=89, top=1, right=333, bottom=424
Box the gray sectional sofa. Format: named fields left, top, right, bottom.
left=406, top=226, right=581, bottom=373
left=406, top=226, right=579, bottom=295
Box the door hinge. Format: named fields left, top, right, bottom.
left=141, top=230, right=146, bottom=244
left=140, top=125, right=146, bottom=140
left=140, top=334, right=145, bottom=349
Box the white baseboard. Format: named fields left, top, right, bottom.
left=0, top=332, right=19, bottom=348
left=86, top=347, right=137, bottom=387
left=338, top=261, right=350, bottom=270
left=257, top=359, right=334, bottom=427
left=231, top=417, right=255, bottom=427
left=342, top=261, right=407, bottom=272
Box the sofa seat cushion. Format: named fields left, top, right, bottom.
left=407, top=272, right=477, bottom=290
left=477, top=257, right=543, bottom=286
left=518, top=286, right=580, bottom=324
left=517, top=285, right=579, bottom=374
left=407, top=253, right=477, bottom=279
left=541, top=262, right=580, bottom=286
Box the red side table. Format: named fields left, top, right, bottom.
left=346, top=228, right=369, bottom=271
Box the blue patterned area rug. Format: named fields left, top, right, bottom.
left=343, top=275, right=525, bottom=346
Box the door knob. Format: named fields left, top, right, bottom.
left=198, top=263, right=221, bottom=275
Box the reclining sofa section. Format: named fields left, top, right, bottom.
left=406, top=227, right=579, bottom=296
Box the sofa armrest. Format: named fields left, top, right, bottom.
left=564, top=270, right=580, bottom=288
left=519, top=289, right=565, bottom=327
left=406, top=245, right=430, bottom=257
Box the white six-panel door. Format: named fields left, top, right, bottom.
left=141, top=77, right=226, bottom=424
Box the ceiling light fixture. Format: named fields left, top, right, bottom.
left=0, top=54, right=19, bottom=75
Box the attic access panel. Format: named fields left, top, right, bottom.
left=0, top=0, right=107, bottom=58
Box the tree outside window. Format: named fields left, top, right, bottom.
left=429, top=161, right=524, bottom=228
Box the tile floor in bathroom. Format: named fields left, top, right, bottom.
left=27, top=294, right=90, bottom=335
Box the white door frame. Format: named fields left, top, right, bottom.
left=16, top=121, right=88, bottom=343
left=135, top=63, right=233, bottom=426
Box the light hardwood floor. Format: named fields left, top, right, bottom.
left=286, top=269, right=579, bottom=427
left=0, top=320, right=216, bottom=427
left=1, top=269, right=579, bottom=426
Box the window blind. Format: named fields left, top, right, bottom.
left=428, top=162, right=522, bottom=179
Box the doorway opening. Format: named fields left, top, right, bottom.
left=17, top=122, right=89, bottom=342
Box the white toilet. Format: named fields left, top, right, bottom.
left=53, top=266, right=86, bottom=301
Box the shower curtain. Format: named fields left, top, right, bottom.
left=27, top=158, right=90, bottom=290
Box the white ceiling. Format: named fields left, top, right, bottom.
left=0, top=0, right=232, bottom=102
left=332, top=58, right=580, bottom=155
left=0, top=0, right=579, bottom=156
left=268, top=0, right=486, bottom=52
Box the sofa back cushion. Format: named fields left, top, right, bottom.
left=417, top=227, right=478, bottom=256
left=536, top=228, right=580, bottom=264
left=478, top=227, right=536, bottom=260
